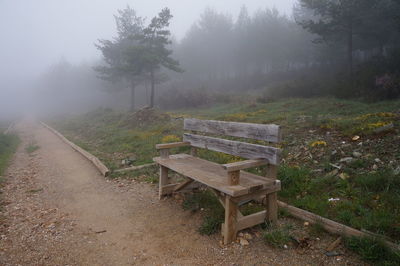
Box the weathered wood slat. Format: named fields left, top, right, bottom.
left=156, top=142, right=190, bottom=150
left=231, top=184, right=281, bottom=203
left=236, top=210, right=267, bottom=232
left=4, top=122, right=15, bottom=135
left=162, top=182, right=202, bottom=195
left=154, top=154, right=279, bottom=197
left=183, top=133, right=280, bottom=165
left=184, top=118, right=281, bottom=143
left=223, top=159, right=269, bottom=172
left=224, top=196, right=238, bottom=244
left=277, top=201, right=400, bottom=252
left=174, top=178, right=194, bottom=192
left=114, top=163, right=156, bottom=173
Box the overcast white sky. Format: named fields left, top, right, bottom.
left=0, top=0, right=296, bottom=81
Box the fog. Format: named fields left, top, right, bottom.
left=0, top=0, right=295, bottom=118
left=1, top=0, right=398, bottom=119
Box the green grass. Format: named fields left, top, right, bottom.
left=345, top=236, right=400, bottom=265
left=182, top=190, right=225, bottom=235
left=263, top=225, right=293, bottom=248
left=0, top=133, right=19, bottom=176
left=25, top=142, right=40, bottom=154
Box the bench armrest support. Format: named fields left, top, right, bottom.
left=156, top=142, right=191, bottom=150
left=222, top=159, right=269, bottom=172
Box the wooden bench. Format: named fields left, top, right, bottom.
left=153, top=118, right=282, bottom=244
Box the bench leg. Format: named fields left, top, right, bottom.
left=266, top=164, right=278, bottom=224
left=159, top=166, right=169, bottom=199
left=266, top=192, right=278, bottom=224
left=223, top=195, right=238, bottom=245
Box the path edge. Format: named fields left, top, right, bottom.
left=40, top=122, right=110, bottom=177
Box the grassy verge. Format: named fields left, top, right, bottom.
left=0, top=133, right=19, bottom=176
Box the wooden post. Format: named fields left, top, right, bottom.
left=160, top=149, right=169, bottom=159
left=190, top=147, right=198, bottom=157
left=159, top=166, right=169, bottom=199
left=227, top=170, right=240, bottom=186
left=223, top=195, right=238, bottom=244
left=266, top=165, right=278, bottom=224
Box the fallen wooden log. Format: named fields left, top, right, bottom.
left=4, top=122, right=15, bottom=135
left=277, top=201, right=400, bottom=252
left=114, top=163, right=156, bottom=173
left=40, top=122, right=110, bottom=177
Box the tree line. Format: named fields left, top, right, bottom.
left=39, top=1, right=400, bottom=112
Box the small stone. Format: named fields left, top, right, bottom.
left=283, top=244, right=288, bottom=249
left=373, top=164, right=378, bottom=170
left=394, top=167, right=400, bottom=175
left=240, top=238, right=249, bottom=246
left=244, top=233, right=253, bottom=240
left=339, top=157, right=353, bottom=163
left=352, top=151, right=362, bottom=158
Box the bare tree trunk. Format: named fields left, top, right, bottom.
left=150, top=69, right=155, bottom=108
left=130, top=82, right=135, bottom=112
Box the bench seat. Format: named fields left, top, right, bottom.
left=154, top=153, right=280, bottom=197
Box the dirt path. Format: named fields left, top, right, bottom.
left=0, top=120, right=366, bottom=265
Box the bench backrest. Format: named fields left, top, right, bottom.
left=183, top=118, right=282, bottom=165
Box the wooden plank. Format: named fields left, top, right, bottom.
left=228, top=171, right=240, bottom=185
left=159, top=166, right=169, bottom=199
left=156, top=142, right=190, bottom=150
left=174, top=178, right=194, bottom=192
left=162, top=182, right=202, bottom=195
left=160, top=149, right=169, bottom=159
left=41, top=122, right=110, bottom=177
left=183, top=134, right=281, bottom=165
left=223, top=159, right=268, bottom=172
left=184, top=118, right=281, bottom=143
left=277, top=201, right=400, bottom=252
left=190, top=147, right=198, bottom=156
left=231, top=183, right=281, bottom=203
left=154, top=154, right=278, bottom=197
left=224, top=196, right=238, bottom=244
left=114, top=163, right=156, bottom=173
left=237, top=210, right=267, bottom=232
left=4, top=122, right=14, bottom=135
left=266, top=165, right=278, bottom=224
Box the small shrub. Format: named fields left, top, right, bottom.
left=182, top=190, right=224, bottom=235
left=309, top=221, right=325, bottom=236
left=198, top=216, right=222, bottom=235
left=161, top=135, right=181, bottom=143
left=25, top=143, right=40, bottom=154
left=263, top=226, right=292, bottom=248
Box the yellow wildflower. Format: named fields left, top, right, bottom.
left=310, top=140, right=327, bottom=147
left=161, top=135, right=181, bottom=143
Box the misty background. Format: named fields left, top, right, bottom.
left=1, top=0, right=399, bottom=119
left=0, top=0, right=294, bottom=118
